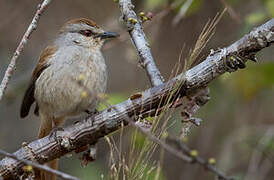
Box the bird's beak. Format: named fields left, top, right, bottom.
left=98, top=31, right=119, bottom=39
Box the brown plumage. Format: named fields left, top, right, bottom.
left=66, top=18, right=99, bottom=27
left=59, top=17, right=99, bottom=33
left=20, top=18, right=118, bottom=180
left=20, top=46, right=57, bottom=118
left=20, top=46, right=57, bottom=180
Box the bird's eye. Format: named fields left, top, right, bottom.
left=79, top=30, right=93, bottom=37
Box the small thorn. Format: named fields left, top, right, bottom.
left=249, top=54, right=258, bottom=62
left=189, top=118, right=202, bottom=126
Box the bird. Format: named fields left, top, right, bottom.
left=20, top=18, right=119, bottom=180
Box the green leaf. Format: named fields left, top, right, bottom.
left=175, top=0, right=203, bottom=16
left=227, top=0, right=242, bottom=6
left=264, top=138, right=274, bottom=153
left=97, top=93, right=128, bottom=111
left=222, top=62, right=274, bottom=100
left=132, top=131, right=146, bottom=149
left=245, top=11, right=267, bottom=25
left=131, top=162, right=165, bottom=180
left=265, top=0, right=274, bottom=17
left=187, top=0, right=203, bottom=16
left=144, top=0, right=166, bottom=9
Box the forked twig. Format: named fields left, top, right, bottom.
left=118, top=0, right=164, bottom=86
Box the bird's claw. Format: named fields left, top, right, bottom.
left=85, top=109, right=99, bottom=115
left=49, top=127, right=65, bottom=142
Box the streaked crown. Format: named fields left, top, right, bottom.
left=59, top=18, right=101, bottom=33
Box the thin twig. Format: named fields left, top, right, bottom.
left=110, top=101, right=232, bottom=179
left=118, top=0, right=164, bottom=86
left=245, top=129, right=274, bottom=180
left=0, top=0, right=52, bottom=101
left=104, top=7, right=170, bottom=51
left=125, top=117, right=232, bottom=179
left=0, top=149, right=79, bottom=180
left=166, top=137, right=234, bottom=180
left=125, top=114, right=192, bottom=162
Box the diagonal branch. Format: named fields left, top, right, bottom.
left=119, top=0, right=164, bottom=86
left=0, top=0, right=52, bottom=101
left=166, top=137, right=233, bottom=180
left=0, top=149, right=79, bottom=180
left=0, top=19, right=273, bottom=179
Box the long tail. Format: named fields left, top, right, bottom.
left=35, top=114, right=64, bottom=180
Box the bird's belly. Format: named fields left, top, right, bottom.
left=34, top=61, right=107, bottom=118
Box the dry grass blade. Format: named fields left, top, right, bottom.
left=187, top=9, right=227, bottom=70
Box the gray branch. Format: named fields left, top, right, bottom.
left=0, top=0, right=52, bottom=101
left=0, top=19, right=273, bottom=179
left=0, top=149, right=79, bottom=180
left=166, top=137, right=233, bottom=180
left=119, top=0, right=164, bottom=86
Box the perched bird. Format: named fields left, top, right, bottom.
left=20, top=18, right=118, bottom=180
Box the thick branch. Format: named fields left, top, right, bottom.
left=119, top=0, right=164, bottom=86
left=0, top=0, right=52, bottom=101
left=0, top=19, right=273, bottom=179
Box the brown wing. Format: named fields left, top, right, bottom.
left=20, top=46, right=57, bottom=118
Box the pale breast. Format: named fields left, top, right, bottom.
left=34, top=46, right=107, bottom=117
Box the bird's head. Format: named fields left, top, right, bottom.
left=57, top=18, right=119, bottom=49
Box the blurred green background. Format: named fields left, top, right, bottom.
left=0, top=0, right=273, bottom=179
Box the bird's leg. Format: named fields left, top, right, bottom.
left=85, top=109, right=99, bottom=126
left=49, top=117, right=65, bottom=141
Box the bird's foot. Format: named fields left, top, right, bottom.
left=85, top=109, right=99, bottom=125
left=85, top=109, right=99, bottom=115
left=49, top=127, right=64, bottom=142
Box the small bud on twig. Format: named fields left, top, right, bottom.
left=208, top=158, right=216, bottom=165
left=81, top=91, right=88, bottom=98
left=190, top=150, right=198, bottom=157
left=139, top=12, right=145, bottom=17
